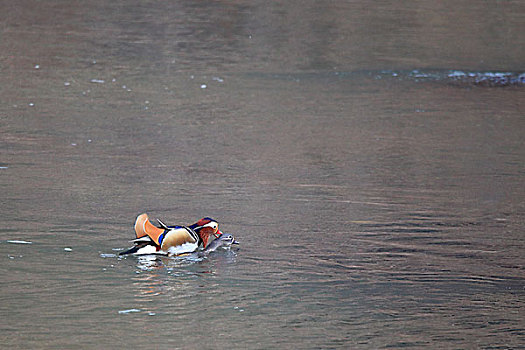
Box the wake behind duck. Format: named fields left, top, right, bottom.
left=120, top=213, right=238, bottom=257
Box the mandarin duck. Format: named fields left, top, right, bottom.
left=120, top=213, right=224, bottom=256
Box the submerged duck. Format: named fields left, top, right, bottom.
left=120, top=213, right=227, bottom=256
left=203, top=233, right=239, bottom=253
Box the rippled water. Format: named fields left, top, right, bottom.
left=1, top=1, right=524, bottom=348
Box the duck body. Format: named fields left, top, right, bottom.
left=120, top=213, right=223, bottom=256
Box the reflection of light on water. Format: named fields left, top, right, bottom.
left=99, top=247, right=239, bottom=315
left=130, top=265, right=205, bottom=316
left=132, top=271, right=164, bottom=299
left=131, top=247, right=238, bottom=273
left=118, top=308, right=141, bottom=314
left=136, top=255, right=164, bottom=271
left=127, top=249, right=239, bottom=316
left=7, top=240, right=33, bottom=244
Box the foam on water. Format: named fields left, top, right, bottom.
left=7, top=240, right=33, bottom=245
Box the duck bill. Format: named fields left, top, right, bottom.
left=232, top=239, right=239, bottom=245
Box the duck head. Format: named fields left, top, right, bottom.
left=204, top=234, right=239, bottom=253
left=190, top=217, right=222, bottom=248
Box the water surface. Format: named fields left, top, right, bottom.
left=1, top=1, right=524, bottom=348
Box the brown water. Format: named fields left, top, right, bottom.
left=1, top=1, right=524, bottom=348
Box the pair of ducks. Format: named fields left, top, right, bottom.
left=120, top=213, right=238, bottom=256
